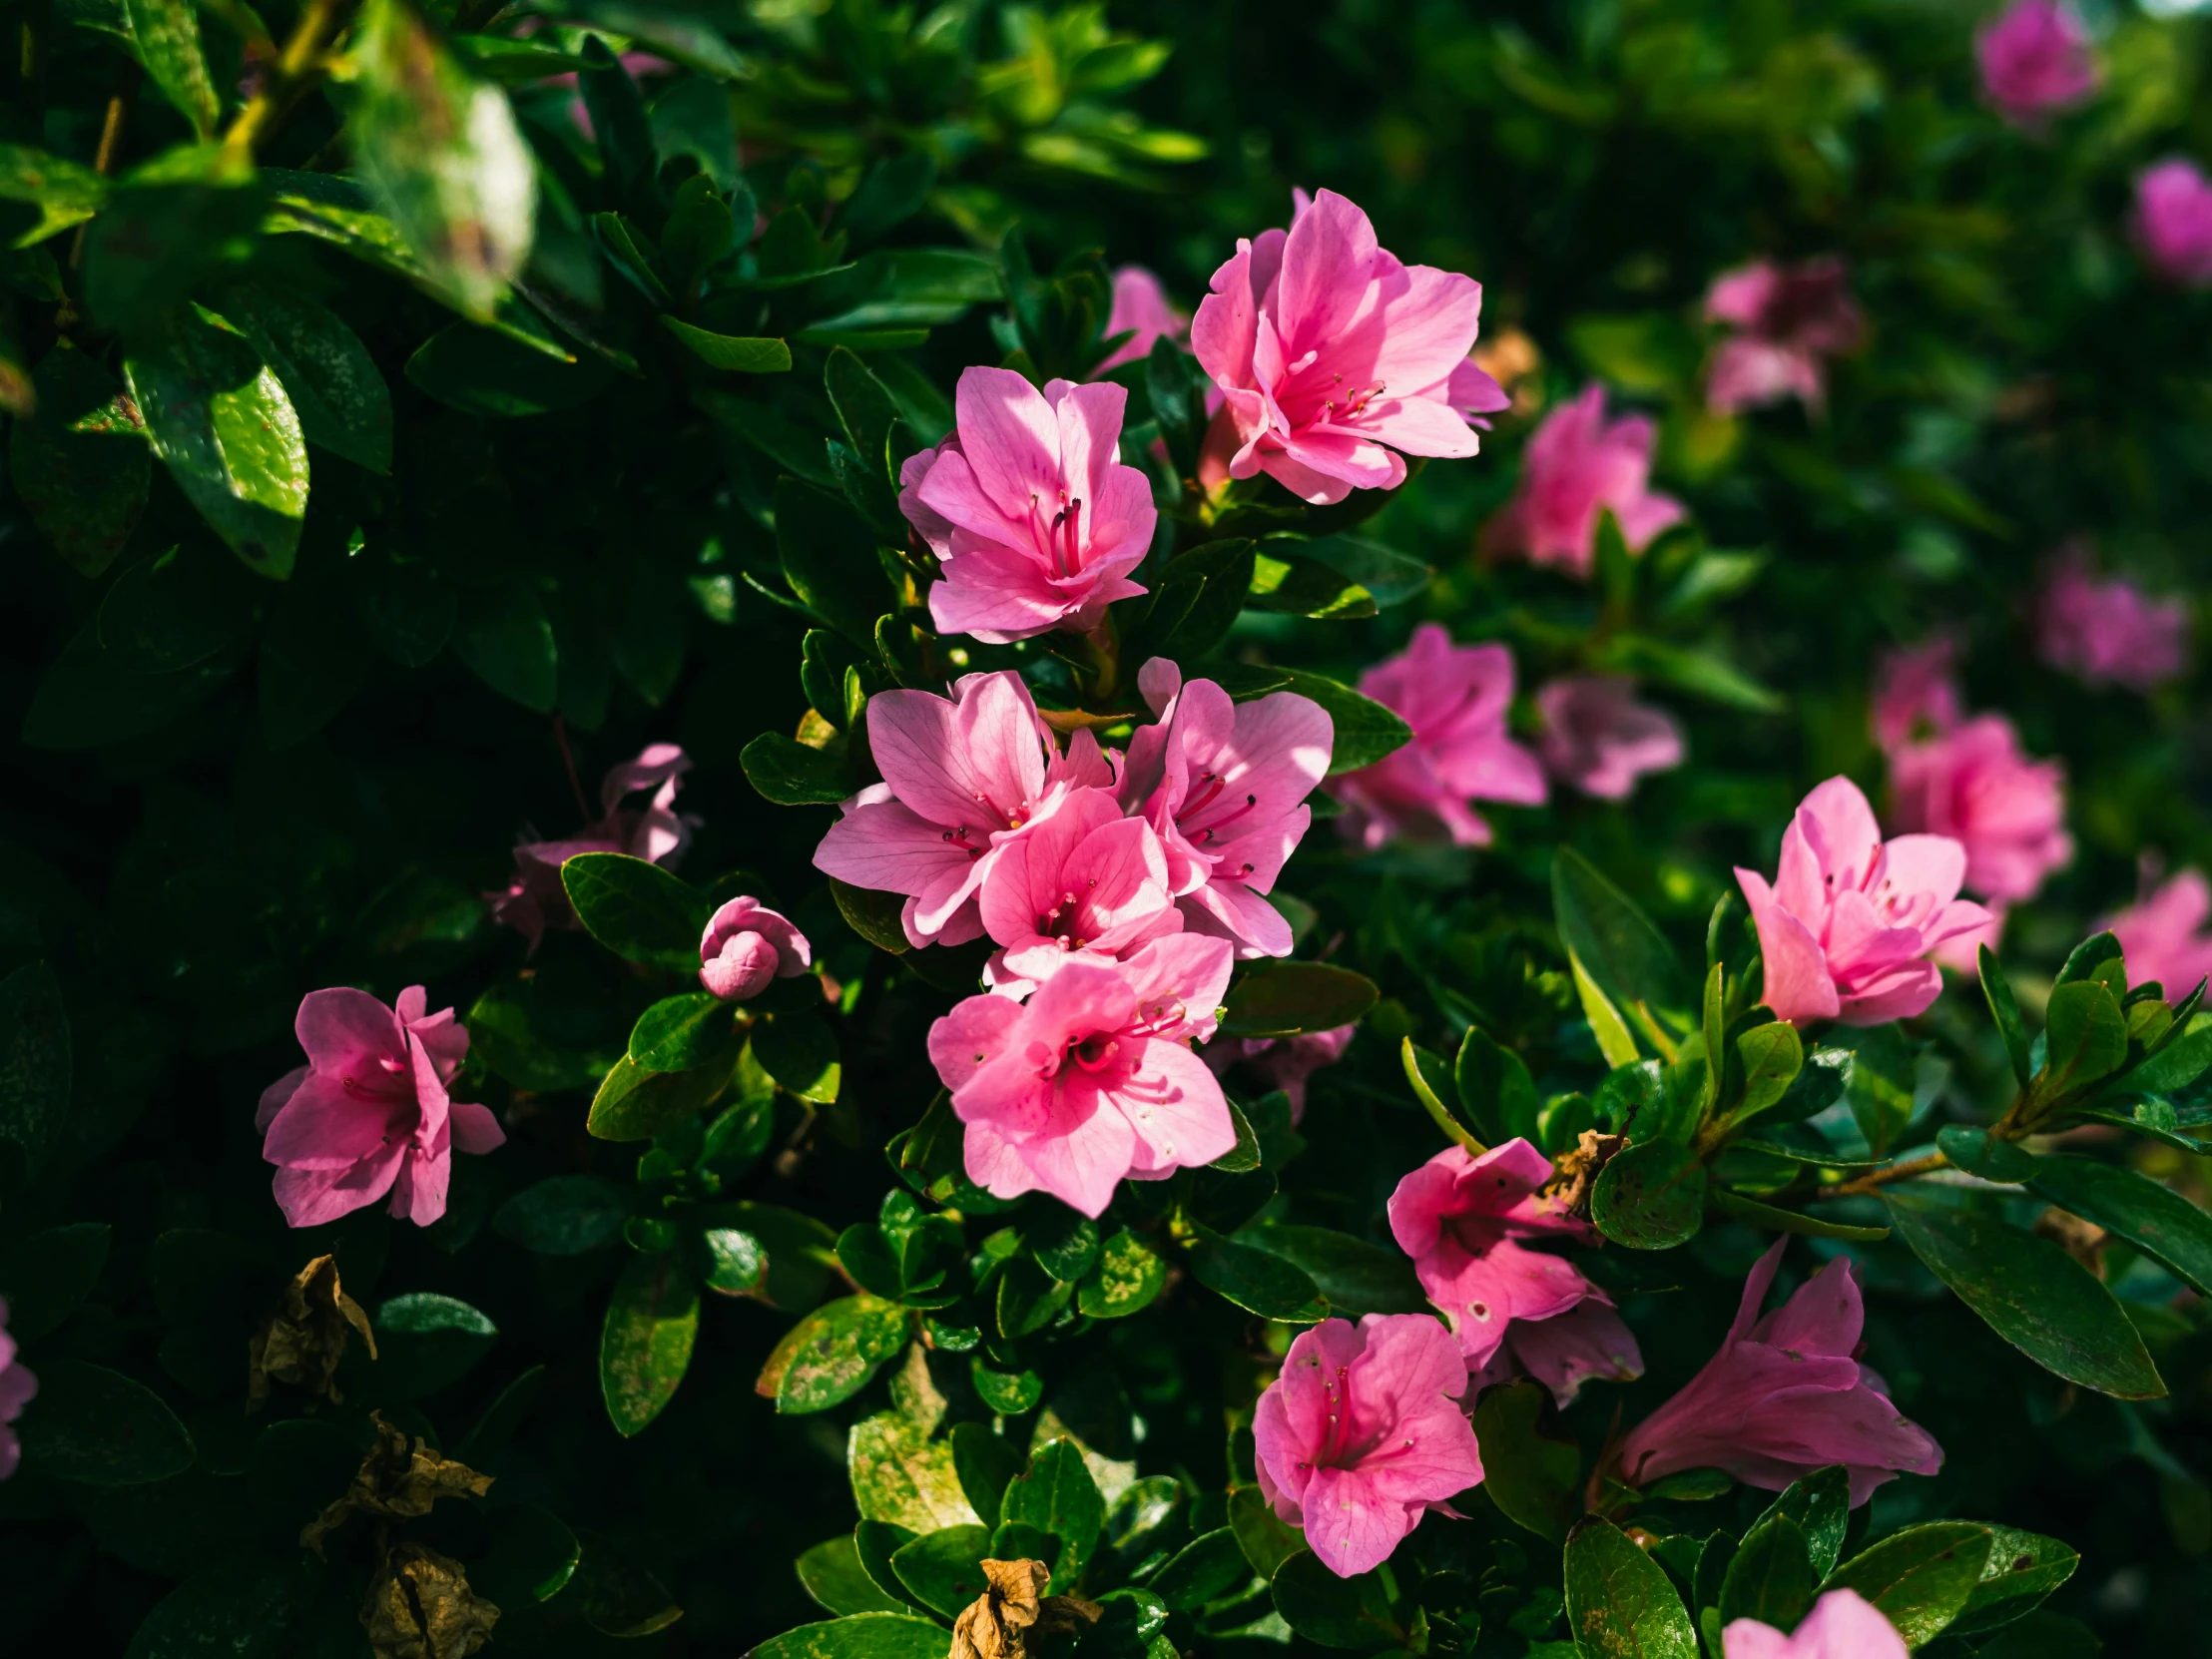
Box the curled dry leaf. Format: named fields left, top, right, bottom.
left=1545, top=1129, right=1627, bottom=1219
left=948, top=1558, right=1103, bottom=1659
left=301, top=1411, right=493, bottom=1553
left=249, top=1253, right=377, bottom=1405
left=361, top=1540, right=501, bottom=1659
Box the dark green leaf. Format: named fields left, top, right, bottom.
left=1981, top=946, right=2032, bottom=1089
left=2054, top=933, right=2126, bottom=991
left=0, top=962, right=71, bottom=1161
left=752, top=1613, right=953, bottom=1659
left=798, top=1536, right=911, bottom=1617
left=1001, top=1437, right=1106, bottom=1577
left=1710, top=1189, right=1890, bottom=1242
left=124, top=1557, right=299, bottom=1659
left=1459, top=1026, right=1543, bottom=1144
left=1271, top=1550, right=1403, bottom=1650
left=1186, top=1226, right=1327, bottom=1321
left=1752, top=1466, right=1852, bottom=1579
left=344, top=546, right=454, bottom=668
left=258, top=571, right=371, bottom=749
left=1936, top=1126, right=2036, bottom=1184
left=780, top=476, right=889, bottom=646
left=374, top=1291, right=498, bottom=1399
left=753, top=1009, right=841, bottom=1104
left=452, top=582, right=558, bottom=710
left=1076, top=1229, right=1167, bottom=1320
left=21, top=1359, right=195, bottom=1484
left=745, top=731, right=856, bottom=807
left=600, top=1251, right=699, bottom=1435
left=127, top=0, right=220, bottom=139
left=562, top=852, right=712, bottom=972
left=950, top=1422, right=1025, bottom=1530
left=1822, top=1521, right=1993, bottom=1647
left=0, top=1222, right=109, bottom=1343
left=1470, top=1381, right=1579, bottom=1542
left=630, top=992, right=736, bottom=1071
left=1554, top=848, right=1690, bottom=1043
left=1220, top=961, right=1377, bottom=1038
left=2027, top=1156, right=2212, bottom=1297
left=889, top=1523, right=994, bottom=1619
left=1591, top=1137, right=1708, bottom=1250
left=769, top=1296, right=906, bottom=1414
left=1247, top=549, right=1378, bottom=620
left=1236, top=1224, right=1426, bottom=1316
left=1277, top=669, right=1410, bottom=775
left=1563, top=1517, right=1698, bottom=1659
left=662, top=316, right=793, bottom=372
left=588, top=1051, right=737, bottom=1141
left=0, top=143, right=110, bottom=247
left=405, top=322, right=609, bottom=415
left=220, top=283, right=392, bottom=472
left=1150, top=1527, right=1252, bottom=1611
left=2034, top=982, right=2129, bottom=1107
left=8, top=343, right=151, bottom=578
left=495, top=1175, right=629, bottom=1256
left=1719, top=1514, right=1818, bottom=1633
left=1947, top=1528, right=2080, bottom=1637
left=699, top=1227, right=768, bottom=1295
left=1726, top=1021, right=1804, bottom=1132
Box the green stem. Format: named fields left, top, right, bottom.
left=223, top=0, right=358, bottom=161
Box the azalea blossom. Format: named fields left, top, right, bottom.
left=1889, top=715, right=2071, bottom=905
left=1328, top=624, right=1545, bottom=850
left=900, top=366, right=1156, bottom=644
left=1703, top=258, right=1863, bottom=415
left=2133, top=159, right=2212, bottom=288
left=1868, top=638, right=1963, bottom=753
left=1120, top=658, right=1334, bottom=956
left=979, top=788, right=1182, bottom=996
left=1724, top=1589, right=1908, bottom=1659
left=258, top=987, right=506, bottom=1229
left=2102, top=868, right=2212, bottom=998
left=1252, top=1314, right=1486, bottom=1578
left=1614, top=1239, right=1942, bottom=1506
left=2037, top=552, right=2189, bottom=691
left=925, top=936, right=1237, bottom=1217
left=488, top=743, right=696, bottom=952
left=1205, top=1024, right=1354, bottom=1123
left=1735, top=777, right=1994, bottom=1026
left=1387, top=1140, right=1643, bottom=1405
left=1481, top=385, right=1684, bottom=577
left=1191, top=188, right=1490, bottom=505
left=0, top=1299, right=35, bottom=1480
left=699, top=896, right=812, bottom=1001
left=1535, top=676, right=1684, bottom=801
left=1097, top=266, right=1186, bottom=372
left=1975, top=0, right=2099, bottom=129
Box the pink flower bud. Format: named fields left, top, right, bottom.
left=699, top=897, right=811, bottom=1002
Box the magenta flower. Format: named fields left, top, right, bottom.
left=1190, top=188, right=1489, bottom=506
left=1889, top=716, right=2071, bottom=905
left=0, top=1298, right=37, bottom=1480
left=1327, top=625, right=1546, bottom=850
left=258, top=987, right=506, bottom=1229
left=1535, top=676, right=1684, bottom=802
left=978, top=788, right=1182, bottom=996
left=1703, top=259, right=1863, bottom=415
left=1868, top=638, right=1963, bottom=754
left=1119, top=658, right=1334, bottom=957
left=1387, top=1140, right=1643, bottom=1405
left=1724, top=1589, right=1909, bottom=1659
left=1205, top=1024, right=1354, bottom=1124
left=1735, top=777, right=1994, bottom=1027
left=699, top=896, right=812, bottom=1001
left=2132, top=159, right=2212, bottom=288
left=488, top=743, right=696, bottom=953
left=1975, top=0, right=2099, bottom=129
left=925, top=936, right=1237, bottom=1217
left=1614, top=1239, right=1942, bottom=1507
left=1481, top=385, right=1684, bottom=577
left=1097, top=266, right=1186, bottom=372
left=1252, top=1314, right=1486, bottom=1578
left=2103, top=869, right=2212, bottom=997
left=2037, top=552, right=2189, bottom=691
left=899, top=366, right=1155, bottom=645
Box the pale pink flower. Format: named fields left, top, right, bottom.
left=2132, top=159, right=2212, bottom=287
left=1869, top=639, right=1963, bottom=753
left=1735, top=777, right=1994, bottom=1026
left=1205, top=1024, right=1354, bottom=1123
left=899, top=366, right=1155, bottom=644
left=1614, top=1239, right=1942, bottom=1507
left=699, top=896, right=812, bottom=1001
left=1097, top=266, right=1186, bottom=372
left=1190, top=189, right=1489, bottom=506
left=0, top=1299, right=36, bottom=1480
left=2037, top=553, right=2189, bottom=691
left=1387, top=1140, right=1643, bottom=1406
left=1253, top=1314, right=1486, bottom=1579
left=978, top=787, right=1182, bottom=996
left=1535, top=676, right=1684, bottom=801
left=1119, top=658, right=1334, bottom=957
left=1889, top=715, right=2071, bottom=904
left=925, top=936, right=1237, bottom=1217
left=1481, top=385, right=1685, bottom=577
left=1327, top=624, right=1546, bottom=850
left=488, top=743, right=697, bottom=953
left=1703, top=259, right=1864, bottom=415
left=1975, top=0, right=2099, bottom=129
left=258, top=987, right=505, bottom=1229
left=1724, top=1589, right=1909, bottom=1659
left=2102, top=869, right=2212, bottom=997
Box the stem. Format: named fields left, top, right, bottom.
left=66, top=67, right=137, bottom=272
left=223, top=0, right=358, bottom=161
left=1826, top=1150, right=1948, bottom=1201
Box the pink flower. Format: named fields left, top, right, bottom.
left=1614, top=1239, right=1942, bottom=1507
left=1386, top=1140, right=1643, bottom=1405
left=1703, top=259, right=1864, bottom=415
left=1889, top=716, right=2071, bottom=904
left=2132, top=159, right=2212, bottom=287
left=0, top=1298, right=37, bottom=1480
left=815, top=671, right=1064, bottom=948
left=1327, top=624, right=1546, bottom=850
left=925, top=936, right=1237, bottom=1217
left=1097, top=267, right=1186, bottom=372
left=2037, top=553, right=2189, bottom=691
left=2102, top=869, right=2212, bottom=997
left=899, top=366, right=1155, bottom=645
left=1119, top=658, right=1334, bottom=957
left=1869, top=639, right=1963, bottom=753
left=1535, top=677, right=1684, bottom=801
left=1735, top=777, right=1994, bottom=1026
left=1191, top=189, right=1489, bottom=506
left=699, top=896, right=812, bottom=1001
left=1724, top=1589, right=1909, bottom=1659
left=1975, top=0, right=2099, bottom=129
left=978, top=787, right=1182, bottom=996
left=1252, top=1314, right=1486, bottom=1578
left=257, top=987, right=506, bottom=1229
left=1481, top=385, right=1684, bottom=577
left=1205, top=1024, right=1354, bottom=1123
left=488, top=743, right=696, bottom=953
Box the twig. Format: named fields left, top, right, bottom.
left=1825, top=1150, right=1948, bottom=1201
left=222, top=0, right=359, bottom=161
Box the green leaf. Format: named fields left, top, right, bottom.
left=562, top=852, right=712, bottom=972
left=950, top=1423, right=1025, bottom=1530
left=1563, top=1517, right=1699, bottom=1659
left=1936, top=1126, right=2036, bottom=1184
left=1719, top=1514, right=1818, bottom=1633
left=2035, top=980, right=2129, bottom=1109
left=1271, top=1551, right=1403, bottom=1650
left=495, top=1175, right=630, bottom=1256
left=1591, top=1137, right=1708, bottom=1250
left=1211, top=1097, right=1263, bottom=1171
left=767, top=1296, right=906, bottom=1414
left=2027, top=1156, right=2212, bottom=1297
left=1150, top=1527, right=1252, bottom=1611
left=126, top=303, right=309, bottom=580
left=798, top=1536, right=911, bottom=1617
left=7, top=343, right=151, bottom=578
left=1219, top=961, right=1377, bottom=1038
left=21, top=1359, right=195, bottom=1484
left=258, top=571, right=371, bottom=748
left=1754, top=1466, right=1852, bottom=1579
left=588, top=1051, right=737, bottom=1141
left=889, top=1523, right=993, bottom=1618
left=219, top=282, right=392, bottom=473
left=0, top=961, right=71, bottom=1162
left=1710, top=1189, right=1890, bottom=1243
left=1001, top=1436, right=1106, bottom=1578
left=1947, top=1528, right=2080, bottom=1637
left=1075, top=1229, right=1167, bottom=1319
left=780, top=476, right=889, bottom=646
left=1134, top=539, right=1257, bottom=664
left=0, top=143, right=111, bottom=248
left=699, top=1227, right=768, bottom=1296
left=1726, top=1021, right=1804, bottom=1132
left=1470, top=1380, right=1579, bottom=1542
left=1186, top=1226, right=1327, bottom=1321
left=1836, top=1025, right=1916, bottom=1158
left=345, top=545, right=454, bottom=668
left=473, top=1502, right=582, bottom=1607
left=1286, top=534, right=1432, bottom=605
left=1597, top=634, right=1784, bottom=714
left=1885, top=1192, right=2163, bottom=1398
left=1227, top=1485, right=1304, bottom=1579
left=600, top=1251, right=699, bottom=1435
left=101, top=541, right=261, bottom=675
left=374, top=1292, right=498, bottom=1399
left=0, top=1222, right=109, bottom=1343
left=753, top=1009, right=842, bottom=1104
left=404, top=321, right=609, bottom=415
left=1457, top=1026, right=1542, bottom=1145
left=2054, top=932, right=2126, bottom=991
left=629, top=992, right=736, bottom=1071
left=124, top=1557, right=299, bottom=1659
left=1236, top=1224, right=1426, bottom=1316
left=752, top=1613, right=954, bottom=1659
left=661, top=316, right=793, bottom=372
left=1247, top=549, right=1378, bottom=620
left=744, top=731, right=855, bottom=807
left=1822, top=1521, right=1993, bottom=1647
left=2112, top=1019, right=2212, bottom=1099
left=1553, top=848, right=1689, bottom=1044
left=127, top=0, right=221, bottom=139
left=1980, top=946, right=2032, bottom=1089
left=1277, top=670, right=1411, bottom=775
left=351, top=0, right=537, bottom=321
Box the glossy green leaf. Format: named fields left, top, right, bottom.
left=2034, top=981, right=2129, bottom=1107
left=600, top=1251, right=699, bottom=1435
left=1754, top=1466, right=1852, bottom=1579
left=1458, top=1025, right=1543, bottom=1144
left=1719, top=1513, right=1818, bottom=1632
left=753, top=1009, right=841, bottom=1104
left=797, top=1536, right=911, bottom=1617
left=219, top=282, right=392, bottom=472
left=405, top=321, right=608, bottom=415
left=1000, top=1437, right=1105, bottom=1578
left=950, top=1423, right=1025, bottom=1531
left=1277, top=669, right=1411, bottom=774
left=767, top=1297, right=906, bottom=1414
left=1470, top=1380, right=1578, bottom=1542
left=2027, top=1156, right=2212, bottom=1297
left=661, top=316, right=793, bottom=372
left=1554, top=848, right=1690, bottom=1043
left=1235, top=1224, right=1426, bottom=1316
left=127, top=0, right=221, bottom=139
left=1591, top=1136, right=1708, bottom=1250
left=8, top=344, right=151, bottom=578
left=375, top=1291, right=498, bottom=1399
left=21, top=1359, right=196, bottom=1484
left=1710, top=1189, right=1889, bottom=1243
left=1219, top=961, right=1377, bottom=1038
left=1149, top=1527, right=1252, bottom=1611
left=1936, top=1126, right=2037, bottom=1184
left=563, top=852, right=712, bottom=972
left=779, top=476, right=888, bottom=646
left=1271, top=1550, right=1403, bottom=1649
left=752, top=1614, right=953, bottom=1659
left=0, top=144, right=111, bottom=247
left=495, top=1176, right=630, bottom=1256
left=1947, top=1527, right=2080, bottom=1637
left=1076, top=1229, right=1167, bottom=1319
left=1821, top=1521, right=1993, bottom=1647
left=1563, top=1516, right=1699, bottom=1659
left=888, top=1523, right=993, bottom=1619
left=1186, top=1226, right=1327, bottom=1322
left=629, top=992, right=736, bottom=1071
left=1980, top=945, right=2032, bottom=1089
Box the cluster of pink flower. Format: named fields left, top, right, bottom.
left=2036, top=547, right=2190, bottom=693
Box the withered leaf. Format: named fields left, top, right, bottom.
left=362, top=1541, right=501, bottom=1659
left=949, top=1558, right=1101, bottom=1659
left=302, top=1411, right=493, bottom=1553
left=250, top=1253, right=377, bottom=1405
